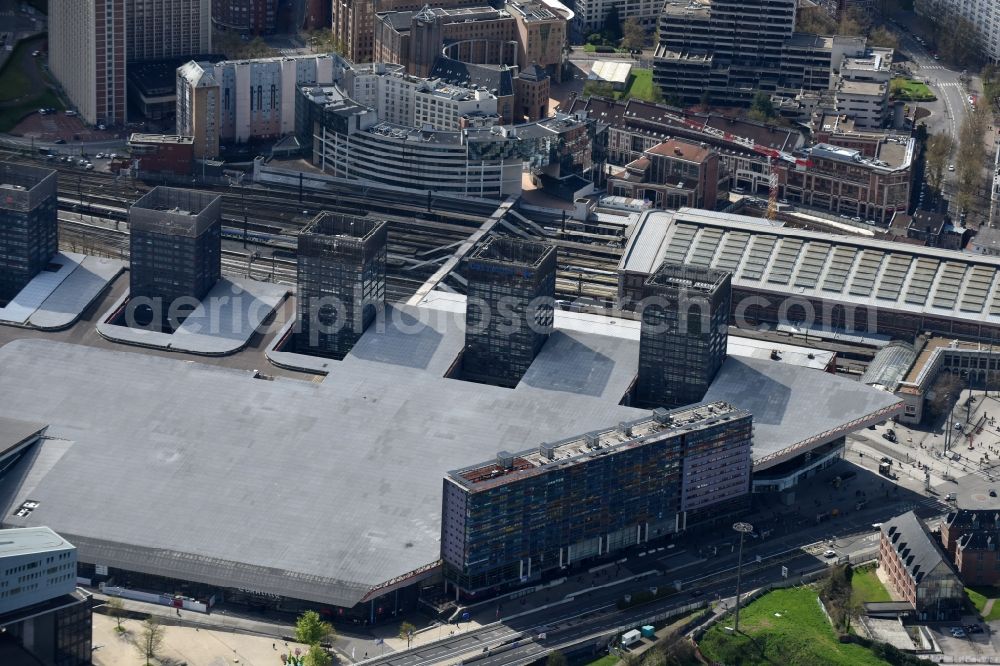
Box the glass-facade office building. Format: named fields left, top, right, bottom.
left=442, top=402, right=753, bottom=594
left=0, top=164, right=57, bottom=303
left=462, top=238, right=556, bottom=387
left=636, top=263, right=732, bottom=408
left=128, top=187, right=222, bottom=329
left=296, top=212, right=387, bottom=359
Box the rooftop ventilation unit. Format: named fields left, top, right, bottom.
left=618, top=422, right=633, bottom=437
left=540, top=442, right=557, bottom=460
left=584, top=432, right=600, bottom=448
left=497, top=451, right=514, bottom=469
left=653, top=408, right=672, bottom=425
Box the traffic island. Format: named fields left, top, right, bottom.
left=96, top=276, right=288, bottom=356
left=0, top=251, right=125, bottom=330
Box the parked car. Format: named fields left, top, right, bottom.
left=948, top=165, right=955, bottom=171
left=53, top=138, right=65, bottom=144
left=882, top=431, right=897, bottom=443
left=823, top=549, right=837, bottom=558
left=65, top=110, right=77, bottom=116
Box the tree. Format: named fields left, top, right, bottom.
left=795, top=6, right=836, bottom=34
left=928, top=372, right=963, bottom=420
left=622, top=18, right=645, bottom=53
left=399, top=621, right=417, bottom=648
left=305, top=29, right=347, bottom=56
left=868, top=26, right=899, bottom=50
left=295, top=610, right=335, bottom=646
left=106, top=596, right=126, bottom=632
left=303, top=644, right=333, bottom=666
left=546, top=651, right=568, bottom=666
left=749, top=91, right=776, bottom=122
left=135, top=617, right=164, bottom=666
left=923, top=132, right=954, bottom=191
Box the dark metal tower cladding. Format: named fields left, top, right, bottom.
left=637, top=263, right=732, bottom=408
left=128, top=186, right=222, bottom=329
left=0, top=164, right=58, bottom=304
left=296, top=212, right=388, bottom=360
left=462, top=237, right=556, bottom=388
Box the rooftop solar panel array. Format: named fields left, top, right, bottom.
left=876, top=254, right=912, bottom=301
left=848, top=250, right=885, bottom=297
left=931, top=262, right=968, bottom=309
left=961, top=266, right=996, bottom=313
left=638, top=212, right=1000, bottom=326
left=793, top=242, right=830, bottom=289
left=715, top=232, right=750, bottom=272
left=689, top=227, right=724, bottom=267
left=767, top=238, right=804, bottom=285
left=903, top=257, right=939, bottom=305
left=821, top=247, right=858, bottom=293
left=740, top=235, right=778, bottom=281
left=663, top=223, right=697, bottom=264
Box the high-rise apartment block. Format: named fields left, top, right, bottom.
left=48, top=0, right=211, bottom=126
left=0, top=164, right=58, bottom=304
left=462, top=238, right=556, bottom=387
left=653, top=0, right=861, bottom=107
left=442, top=402, right=753, bottom=593
left=296, top=213, right=388, bottom=359
left=916, top=0, right=1000, bottom=63
left=636, top=263, right=731, bottom=408
left=212, top=0, right=278, bottom=35
left=49, top=0, right=126, bottom=126
left=128, top=187, right=222, bottom=328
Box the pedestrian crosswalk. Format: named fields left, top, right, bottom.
left=898, top=496, right=951, bottom=515
left=920, top=64, right=947, bottom=71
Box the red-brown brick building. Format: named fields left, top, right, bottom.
left=942, top=510, right=1000, bottom=586
left=127, top=134, right=195, bottom=176
left=879, top=511, right=964, bottom=621
left=608, top=138, right=727, bottom=211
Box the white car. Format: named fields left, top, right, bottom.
left=823, top=549, right=837, bottom=558
left=948, top=165, right=955, bottom=171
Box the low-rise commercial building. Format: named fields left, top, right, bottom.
left=0, top=164, right=58, bottom=304
left=879, top=511, right=964, bottom=621
left=777, top=139, right=913, bottom=224
left=608, top=138, right=727, bottom=211
left=0, top=526, right=91, bottom=666
left=442, top=402, right=753, bottom=595
left=834, top=79, right=889, bottom=130
left=127, top=134, right=195, bottom=176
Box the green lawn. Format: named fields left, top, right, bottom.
left=851, top=566, right=892, bottom=604
left=698, top=587, right=891, bottom=666
left=966, top=587, right=1000, bottom=621
left=625, top=69, right=657, bottom=103
left=579, top=655, right=618, bottom=666
left=890, top=78, right=936, bottom=101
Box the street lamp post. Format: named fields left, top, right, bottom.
left=732, top=521, right=754, bottom=634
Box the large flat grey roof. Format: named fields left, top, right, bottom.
left=0, top=417, right=46, bottom=457
left=0, top=306, right=648, bottom=608
left=0, top=297, right=899, bottom=606
left=704, top=356, right=902, bottom=469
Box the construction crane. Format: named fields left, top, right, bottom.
left=767, top=158, right=779, bottom=221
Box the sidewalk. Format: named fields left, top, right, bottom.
left=90, top=590, right=295, bottom=638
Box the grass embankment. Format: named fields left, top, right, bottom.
left=698, top=587, right=891, bottom=666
